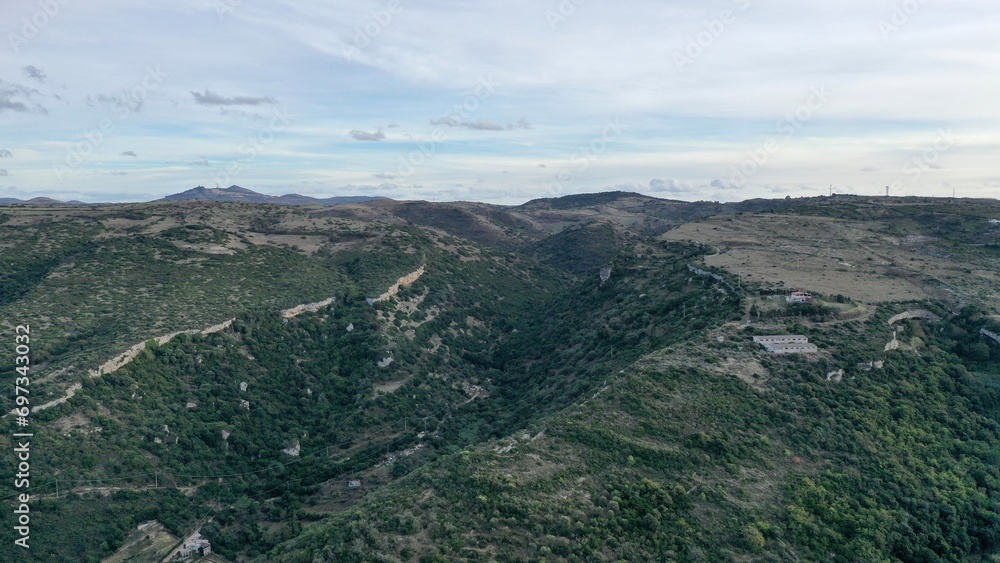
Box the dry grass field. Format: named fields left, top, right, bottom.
left=663, top=213, right=1000, bottom=308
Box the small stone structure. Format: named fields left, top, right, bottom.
left=753, top=335, right=818, bottom=354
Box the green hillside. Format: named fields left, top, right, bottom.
left=2, top=195, right=999, bottom=562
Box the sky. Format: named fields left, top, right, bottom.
left=1, top=0, right=998, bottom=204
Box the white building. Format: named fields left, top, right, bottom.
left=175, top=532, right=211, bottom=559
left=786, top=291, right=813, bottom=303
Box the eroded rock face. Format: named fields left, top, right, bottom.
left=281, top=297, right=336, bottom=319
left=371, top=266, right=426, bottom=304
left=887, top=310, right=940, bottom=325
left=981, top=328, right=1000, bottom=346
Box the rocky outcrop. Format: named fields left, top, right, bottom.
left=687, top=264, right=735, bottom=292
left=281, top=297, right=336, bottom=318
left=370, top=266, right=426, bottom=304
left=282, top=440, right=301, bottom=457
left=87, top=318, right=235, bottom=377
left=982, top=328, right=1000, bottom=346
left=887, top=310, right=940, bottom=326
left=32, top=383, right=82, bottom=413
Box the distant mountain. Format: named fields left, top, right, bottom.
left=159, top=185, right=386, bottom=205
left=0, top=197, right=87, bottom=205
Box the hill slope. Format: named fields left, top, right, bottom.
left=1, top=194, right=999, bottom=562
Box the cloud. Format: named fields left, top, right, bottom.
left=0, top=169, right=8, bottom=176
left=0, top=80, right=46, bottom=114
left=121, top=151, right=137, bottom=157
left=110, top=171, right=128, bottom=175
left=349, top=129, right=385, bottom=141
left=189, top=158, right=211, bottom=166
left=430, top=117, right=529, bottom=131
left=21, top=66, right=46, bottom=83
left=98, top=93, right=144, bottom=114
left=860, top=166, right=880, bottom=172
left=507, top=118, right=532, bottom=130
left=710, top=179, right=741, bottom=191
left=538, top=163, right=547, bottom=168
left=461, top=120, right=505, bottom=131
left=373, top=172, right=396, bottom=180
left=220, top=107, right=265, bottom=120
left=0, top=150, right=11, bottom=158
left=191, top=90, right=277, bottom=106
left=649, top=178, right=692, bottom=193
